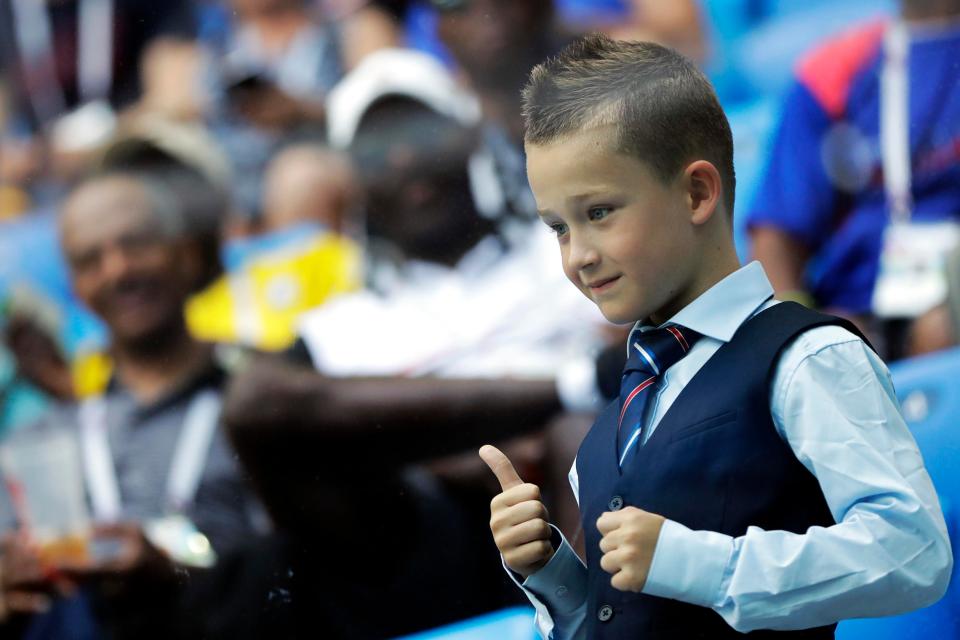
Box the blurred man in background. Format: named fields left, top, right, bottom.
left=0, top=166, right=263, bottom=639
left=747, top=0, right=960, bottom=357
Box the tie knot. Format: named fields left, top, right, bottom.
left=625, top=325, right=702, bottom=376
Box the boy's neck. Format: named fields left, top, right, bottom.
left=648, top=238, right=741, bottom=327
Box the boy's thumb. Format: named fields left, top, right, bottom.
left=479, top=445, right=524, bottom=491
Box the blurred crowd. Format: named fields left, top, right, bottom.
left=0, top=0, right=958, bottom=638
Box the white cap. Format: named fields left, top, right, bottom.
left=326, top=48, right=481, bottom=149
left=102, top=115, right=232, bottom=191
left=50, top=101, right=117, bottom=154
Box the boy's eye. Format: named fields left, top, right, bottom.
left=587, top=206, right=613, bottom=221
left=549, top=222, right=569, bottom=237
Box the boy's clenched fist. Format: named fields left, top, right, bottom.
left=597, top=506, right=665, bottom=592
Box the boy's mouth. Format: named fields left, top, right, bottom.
left=586, top=275, right=621, bottom=294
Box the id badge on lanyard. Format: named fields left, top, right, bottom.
left=78, top=390, right=222, bottom=567
left=872, top=21, right=960, bottom=318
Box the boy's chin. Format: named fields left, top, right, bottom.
left=594, top=302, right=643, bottom=326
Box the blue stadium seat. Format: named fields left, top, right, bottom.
left=393, top=607, right=536, bottom=640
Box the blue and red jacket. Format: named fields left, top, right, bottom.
left=747, top=20, right=960, bottom=313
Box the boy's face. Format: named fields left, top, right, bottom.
left=526, top=128, right=701, bottom=325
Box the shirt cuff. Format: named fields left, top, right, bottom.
left=556, top=356, right=601, bottom=413
left=508, top=526, right=588, bottom=616
left=641, top=519, right=734, bottom=608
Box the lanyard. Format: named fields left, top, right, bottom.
left=880, top=20, right=912, bottom=224
left=78, top=389, right=223, bottom=523
left=10, top=0, right=114, bottom=123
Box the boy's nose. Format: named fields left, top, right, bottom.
left=567, top=234, right=600, bottom=273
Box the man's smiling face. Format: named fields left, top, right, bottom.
left=60, top=175, right=197, bottom=346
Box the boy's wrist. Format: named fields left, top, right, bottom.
left=510, top=527, right=561, bottom=580
left=641, top=519, right=733, bottom=608
left=521, top=526, right=588, bottom=616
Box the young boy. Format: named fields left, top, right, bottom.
left=480, top=35, right=952, bottom=639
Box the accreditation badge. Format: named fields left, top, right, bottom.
left=872, top=221, right=960, bottom=318
left=144, top=514, right=217, bottom=568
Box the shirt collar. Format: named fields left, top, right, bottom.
left=631, top=261, right=774, bottom=344
left=106, top=358, right=225, bottom=420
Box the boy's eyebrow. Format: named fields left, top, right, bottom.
left=537, top=189, right=613, bottom=217
left=567, top=190, right=607, bottom=204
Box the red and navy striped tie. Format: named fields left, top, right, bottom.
left=617, top=325, right=702, bottom=467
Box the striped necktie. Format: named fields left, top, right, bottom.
left=617, top=325, right=702, bottom=467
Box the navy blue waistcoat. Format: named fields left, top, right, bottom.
left=576, top=303, right=868, bottom=639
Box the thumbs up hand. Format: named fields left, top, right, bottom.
left=479, top=445, right=555, bottom=578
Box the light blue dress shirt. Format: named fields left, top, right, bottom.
left=513, top=262, right=953, bottom=638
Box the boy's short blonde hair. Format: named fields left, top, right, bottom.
left=523, top=34, right=736, bottom=216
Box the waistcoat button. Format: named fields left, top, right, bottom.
left=608, top=495, right=624, bottom=511
left=598, top=604, right=614, bottom=622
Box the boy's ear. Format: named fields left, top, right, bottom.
left=683, top=160, right=723, bottom=226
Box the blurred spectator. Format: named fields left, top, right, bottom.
left=0, top=167, right=264, bottom=638
left=420, top=0, right=703, bottom=238
left=187, top=141, right=362, bottom=352
left=0, top=211, right=97, bottom=412
left=0, top=350, right=49, bottom=438
left=747, top=0, right=960, bottom=349
left=321, top=0, right=407, bottom=69
left=0, top=288, right=63, bottom=440
left=99, top=119, right=232, bottom=290
left=429, top=0, right=561, bottom=226
left=559, top=0, right=707, bottom=64
left=219, top=0, right=339, bottom=118
left=261, top=142, right=358, bottom=234
left=205, top=0, right=330, bottom=225
left=432, top=0, right=554, bottom=137
left=0, top=0, right=198, bottom=211
left=317, top=49, right=605, bottom=376
left=0, top=0, right=195, bottom=131
left=207, top=0, right=405, bottom=221
left=134, top=37, right=213, bottom=122
left=3, top=309, right=73, bottom=404
left=59, top=120, right=235, bottom=398
left=1, top=242, right=75, bottom=406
